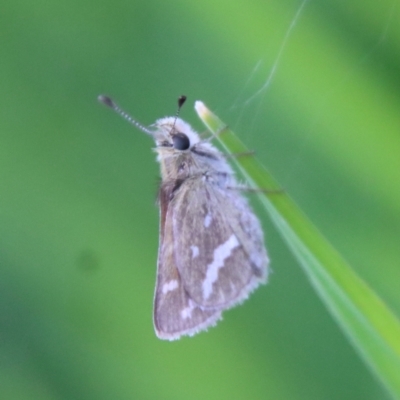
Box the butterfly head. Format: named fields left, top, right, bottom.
left=152, top=117, right=201, bottom=151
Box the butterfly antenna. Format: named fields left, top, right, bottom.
left=98, top=95, right=153, bottom=135
left=171, top=95, right=187, bottom=132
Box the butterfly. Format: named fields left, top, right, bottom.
left=99, top=95, right=269, bottom=340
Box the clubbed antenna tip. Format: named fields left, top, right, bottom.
left=178, top=95, right=187, bottom=109
left=98, top=95, right=116, bottom=109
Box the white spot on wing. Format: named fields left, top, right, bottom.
left=202, top=234, right=240, bottom=300
left=162, top=280, right=179, bottom=294
left=204, top=213, right=212, bottom=228
left=181, top=299, right=195, bottom=319
left=190, top=245, right=199, bottom=259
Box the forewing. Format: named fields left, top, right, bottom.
left=172, top=178, right=268, bottom=309
left=153, top=183, right=221, bottom=340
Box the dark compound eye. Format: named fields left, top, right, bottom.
left=172, top=133, right=190, bottom=150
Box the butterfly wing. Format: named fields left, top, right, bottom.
left=171, top=178, right=268, bottom=310
left=153, top=182, right=221, bottom=340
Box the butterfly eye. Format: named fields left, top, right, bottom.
left=172, top=133, right=190, bottom=150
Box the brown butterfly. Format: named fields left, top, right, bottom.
left=99, top=95, right=269, bottom=340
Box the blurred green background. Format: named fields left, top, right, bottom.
left=1, top=0, right=399, bottom=399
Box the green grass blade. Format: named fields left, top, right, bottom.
left=195, top=101, right=400, bottom=399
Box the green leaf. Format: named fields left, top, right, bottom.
left=195, top=101, right=400, bottom=400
